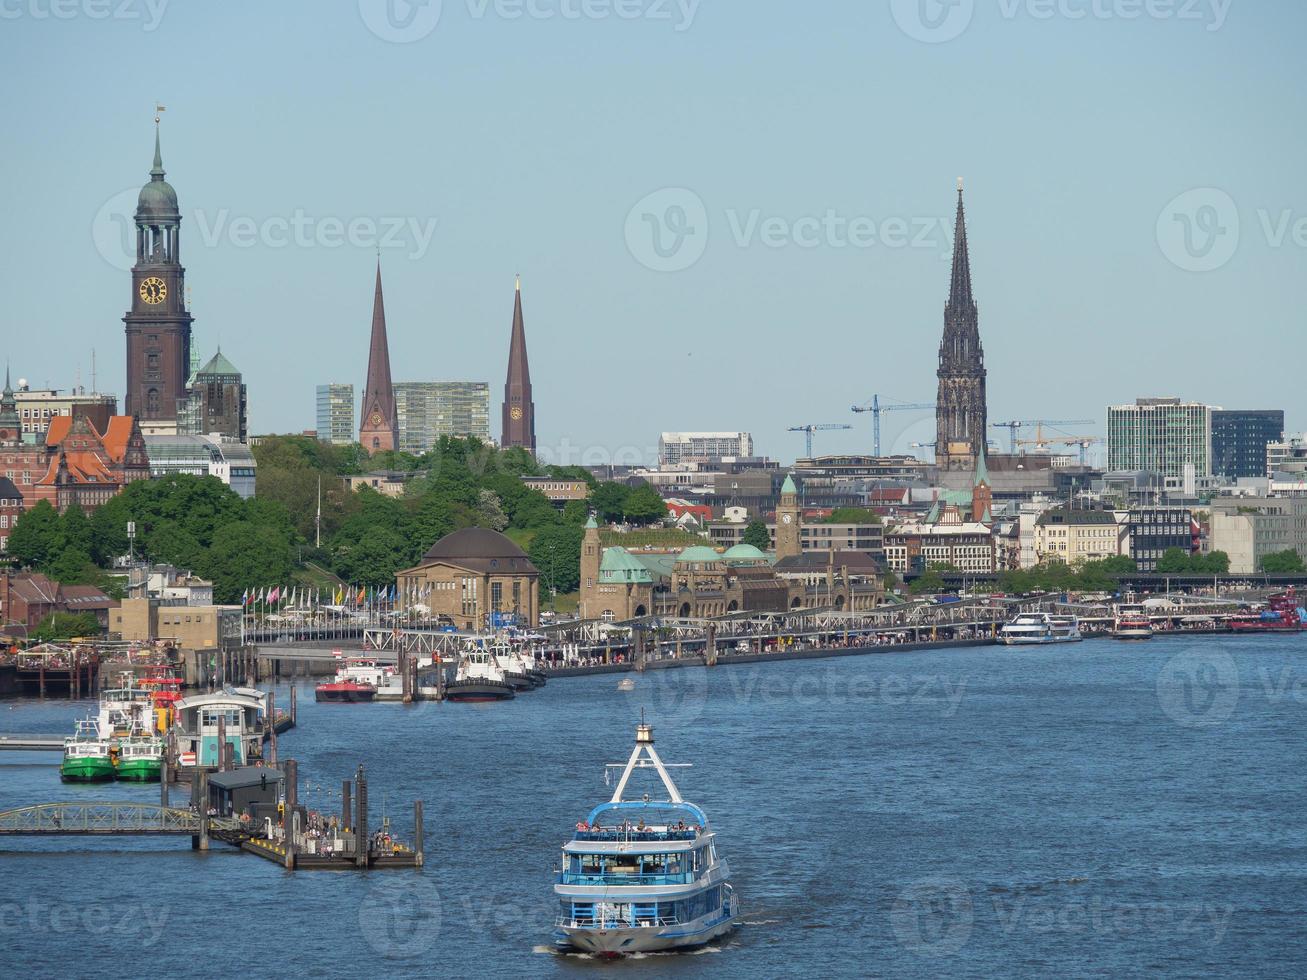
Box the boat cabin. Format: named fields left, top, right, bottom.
left=206, top=767, right=284, bottom=819
left=172, top=690, right=266, bottom=767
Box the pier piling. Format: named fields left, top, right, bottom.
left=217, top=715, right=227, bottom=772
left=268, top=691, right=278, bottom=766
left=414, top=800, right=424, bottom=868
left=355, top=765, right=368, bottom=869
left=193, top=768, right=210, bottom=851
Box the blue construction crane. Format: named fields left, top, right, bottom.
left=851, top=395, right=935, bottom=457
left=788, top=423, right=853, bottom=458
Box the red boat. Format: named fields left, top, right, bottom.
left=314, top=679, right=377, bottom=703
left=1230, top=589, right=1306, bottom=632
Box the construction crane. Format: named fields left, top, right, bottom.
left=789, top=423, right=853, bottom=458
left=990, top=419, right=1094, bottom=453
left=1016, top=435, right=1103, bottom=465
left=851, top=395, right=935, bottom=457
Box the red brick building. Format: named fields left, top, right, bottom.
left=0, top=477, right=22, bottom=555
left=0, top=572, right=116, bottom=634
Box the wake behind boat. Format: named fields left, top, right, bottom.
left=999, top=612, right=1082, bottom=645
left=553, top=723, right=739, bottom=956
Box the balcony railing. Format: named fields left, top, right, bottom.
left=560, top=871, right=695, bottom=887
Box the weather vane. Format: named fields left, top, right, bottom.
left=154, top=103, right=166, bottom=124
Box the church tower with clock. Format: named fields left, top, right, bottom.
left=359, top=261, right=399, bottom=454
left=775, top=473, right=801, bottom=560
left=500, top=276, right=536, bottom=453
left=123, top=120, right=193, bottom=429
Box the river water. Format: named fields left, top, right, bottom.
left=2, top=635, right=1305, bottom=979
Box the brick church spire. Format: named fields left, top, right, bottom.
left=501, top=275, right=536, bottom=452
left=359, top=261, right=398, bottom=454
left=935, top=178, right=988, bottom=470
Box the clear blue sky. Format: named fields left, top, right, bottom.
left=2, top=0, right=1303, bottom=464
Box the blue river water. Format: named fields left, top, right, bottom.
left=2, top=634, right=1305, bottom=979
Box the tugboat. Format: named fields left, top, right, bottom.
left=553, top=723, right=740, bottom=956
left=60, top=719, right=116, bottom=782
left=999, top=612, right=1082, bottom=645
left=1110, top=605, right=1154, bottom=640
left=489, top=637, right=539, bottom=691
left=445, top=641, right=516, bottom=702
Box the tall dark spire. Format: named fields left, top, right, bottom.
left=151, top=122, right=165, bottom=179
left=935, top=178, right=988, bottom=470
left=359, top=261, right=398, bottom=454
left=948, top=179, right=974, bottom=312
left=501, top=275, right=536, bottom=452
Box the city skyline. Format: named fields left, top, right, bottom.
left=2, top=2, right=1303, bottom=462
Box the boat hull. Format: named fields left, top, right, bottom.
left=501, top=671, right=535, bottom=692
left=999, top=634, right=1082, bottom=645
left=445, top=680, right=516, bottom=702
left=1110, top=629, right=1154, bottom=640
left=60, top=757, right=116, bottom=782
left=555, top=911, right=738, bottom=956
left=315, top=685, right=376, bottom=703
left=115, top=758, right=162, bottom=782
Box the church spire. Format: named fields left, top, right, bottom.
left=151, top=122, right=165, bottom=179
left=501, top=275, right=536, bottom=452
left=948, top=177, right=974, bottom=313
left=359, top=260, right=398, bottom=454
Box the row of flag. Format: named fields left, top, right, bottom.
left=240, top=582, right=437, bottom=609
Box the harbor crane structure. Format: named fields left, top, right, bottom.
left=990, top=419, right=1094, bottom=453
left=789, top=423, right=853, bottom=458
left=851, top=395, right=935, bottom=457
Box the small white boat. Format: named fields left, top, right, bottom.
left=617, top=678, right=636, bottom=692
left=1111, top=605, right=1154, bottom=640
left=999, top=612, right=1082, bottom=645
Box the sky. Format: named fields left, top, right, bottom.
left=2, top=0, right=1304, bottom=466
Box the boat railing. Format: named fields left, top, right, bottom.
left=574, top=830, right=699, bottom=843
left=559, top=871, right=696, bottom=887
left=555, top=915, right=681, bottom=930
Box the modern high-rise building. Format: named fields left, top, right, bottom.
left=1107, top=399, right=1214, bottom=478
left=316, top=384, right=355, bottom=445
left=124, top=119, right=194, bottom=433
left=394, top=382, right=492, bottom=453
left=935, top=179, right=988, bottom=470
left=359, top=262, right=398, bottom=454
left=658, top=432, right=755, bottom=466
left=1211, top=410, right=1284, bottom=479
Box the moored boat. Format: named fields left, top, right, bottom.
left=314, top=679, right=377, bottom=703
left=1111, top=604, right=1154, bottom=640
left=115, top=733, right=164, bottom=781
left=1230, top=589, right=1306, bottom=633
left=445, top=641, right=515, bottom=702
left=553, top=723, right=740, bottom=956
left=999, top=612, right=1082, bottom=645
left=60, top=720, right=115, bottom=782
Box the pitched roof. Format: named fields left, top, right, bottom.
left=196, top=350, right=241, bottom=377
left=0, top=476, right=22, bottom=502
left=1035, top=508, right=1118, bottom=527
left=599, top=547, right=654, bottom=584
left=100, top=417, right=136, bottom=463
left=781, top=473, right=797, bottom=494
left=44, top=415, right=73, bottom=446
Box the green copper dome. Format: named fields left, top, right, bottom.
left=599, top=547, right=654, bottom=584
left=781, top=473, right=797, bottom=494
left=676, top=545, right=721, bottom=564
left=723, top=543, right=767, bottom=563
left=137, top=128, right=179, bottom=217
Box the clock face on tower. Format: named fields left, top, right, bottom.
left=370, top=412, right=383, bottom=427
left=781, top=514, right=793, bottom=524
left=510, top=406, right=523, bottom=420
left=139, top=277, right=167, bottom=305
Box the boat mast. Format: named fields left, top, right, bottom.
left=608, top=723, right=684, bottom=805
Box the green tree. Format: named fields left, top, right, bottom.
left=528, top=524, right=584, bottom=598
left=590, top=482, right=630, bottom=524
left=8, top=500, right=62, bottom=568
left=32, top=611, right=102, bottom=641
left=475, top=490, right=510, bottom=531
left=89, top=495, right=131, bottom=564
left=59, top=504, right=93, bottom=556
left=623, top=484, right=668, bottom=525
left=200, top=521, right=295, bottom=604
left=1261, top=549, right=1306, bottom=573
left=742, top=520, right=771, bottom=550
left=146, top=520, right=203, bottom=570
left=1156, top=548, right=1192, bottom=574
left=909, top=569, right=946, bottom=595
left=330, top=527, right=410, bottom=588
left=561, top=500, right=589, bottom=526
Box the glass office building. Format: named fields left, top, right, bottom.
left=394, top=382, right=492, bottom=453
left=315, top=384, right=355, bottom=445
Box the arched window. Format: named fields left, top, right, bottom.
left=146, top=388, right=160, bottom=415
left=372, top=437, right=380, bottom=449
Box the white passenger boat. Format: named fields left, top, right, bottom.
left=1110, top=605, right=1154, bottom=640
left=553, top=723, right=739, bottom=956
left=171, top=688, right=267, bottom=767
left=998, top=612, right=1082, bottom=645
